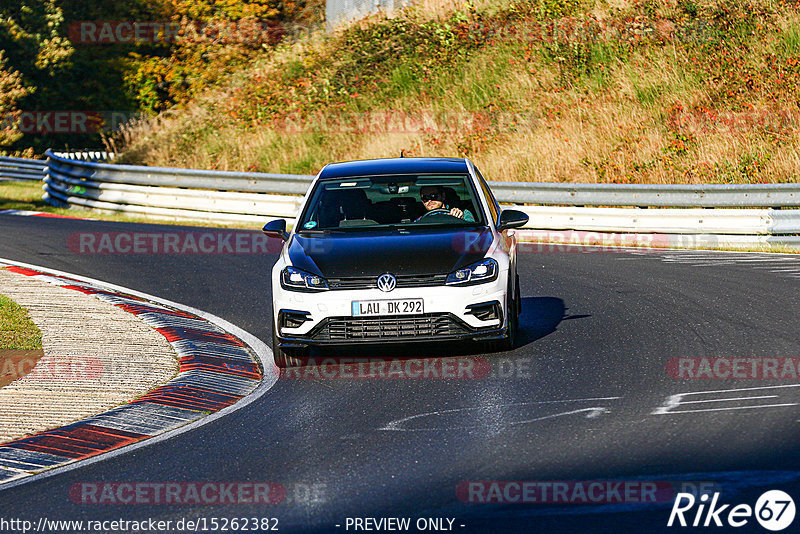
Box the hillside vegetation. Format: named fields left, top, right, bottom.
left=0, top=0, right=322, bottom=154
left=11, top=0, right=800, bottom=184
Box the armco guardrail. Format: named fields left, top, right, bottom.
left=46, top=150, right=313, bottom=194
left=0, top=156, right=46, bottom=181
left=24, top=151, right=800, bottom=247
left=489, top=181, right=800, bottom=208
left=43, top=150, right=314, bottom=224
left=1, top=150, right=114, bottom=182
left=513, top=205, right=800, bottom=235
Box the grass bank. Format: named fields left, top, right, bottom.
left=114, top=0, right=800, bottom=184
left=0, top=293, right=41, bottom=350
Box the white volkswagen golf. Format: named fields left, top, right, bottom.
left=262, top=157, right=528, bottom=367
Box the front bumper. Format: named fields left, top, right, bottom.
left=279, top=313, right=507, bottom=347
left=273, top=274, right=509, bottom=347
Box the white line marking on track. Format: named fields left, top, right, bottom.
left=378, top=397, right=621, bottom=431
left=727, top=258, right=799, bottom=263
left=622, top=248, right=800, bottom=279
left=652, top=384, right=800, bottom=415
left=654, top=403, right=798, bottom=414
left=679, top=395, right=778, bottom=405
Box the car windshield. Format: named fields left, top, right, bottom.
left=296, top=174, right=485, bottom=231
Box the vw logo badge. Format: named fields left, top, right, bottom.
left=377, top=273, right=397, bottom=292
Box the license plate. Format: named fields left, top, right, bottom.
left=351, top=299, right=424, bottom=316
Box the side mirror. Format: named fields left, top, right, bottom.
left=497, top=209, right=529, bottom=231
left=262, top=219, right=289, bottom=241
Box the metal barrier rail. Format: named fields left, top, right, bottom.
left=44, top=150, right=800, bottom=208
left=20, top=151, right=800, bottom=241
left=43, top=150, right=309, bottom=223
left=46, top=150, right=314, bottom=195
left=0, top=156, right=46, bottom=181
left=43, top=172, right=303, bottom=224
left=489, top=181, right=800, bottom=208
left=513, top=206, right=800, bottom=235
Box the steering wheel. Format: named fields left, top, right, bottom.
left=416, top=208, right=452, bottom=220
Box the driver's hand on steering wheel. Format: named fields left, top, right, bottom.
left=449, top=207, right=464, bottom=219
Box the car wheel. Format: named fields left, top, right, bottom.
left=504, top=279, right=519, bottom=349
left=271, top=318, right=305, bottom=369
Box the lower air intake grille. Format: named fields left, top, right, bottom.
left=311, top=313, right=468, bottom=341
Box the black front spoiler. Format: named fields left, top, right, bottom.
left=277, top=325, right=507, bottom=349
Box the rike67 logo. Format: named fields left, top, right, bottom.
left=668, top=490, right=795, bottom=531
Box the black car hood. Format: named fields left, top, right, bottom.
left=288, top=227, right=494, bottom=278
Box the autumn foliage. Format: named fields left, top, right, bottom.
left=0, top=0, right=322, bottom=153
left=115, top=0, right=800, bottom=184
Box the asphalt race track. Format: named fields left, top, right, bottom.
left=1, top=213, right=800, bottom=533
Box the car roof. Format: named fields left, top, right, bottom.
left=318, top=157, right=469, bottom=180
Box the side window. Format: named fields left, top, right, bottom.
left=475, top=167, right=500, bottom=225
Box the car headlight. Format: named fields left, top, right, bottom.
left=446, top=258, right=498, bottom=286
left=281, top=266, right=329, bottom=291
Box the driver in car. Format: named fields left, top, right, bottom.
left=417, top=185, right=475, bottom=222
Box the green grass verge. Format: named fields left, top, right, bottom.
left=0, top=293, right=42, bottom=350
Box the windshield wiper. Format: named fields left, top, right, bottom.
left=296, top=228, right=346, bottom=234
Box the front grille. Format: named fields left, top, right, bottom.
left=310, top=313, right=468, bottom=341
left=327, top=274, right=448, bottom=290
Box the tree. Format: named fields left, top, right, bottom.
left=0, top=51, right=32, bottom=148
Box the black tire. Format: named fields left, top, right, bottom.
left=271, top=320, right=305, bottom=369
